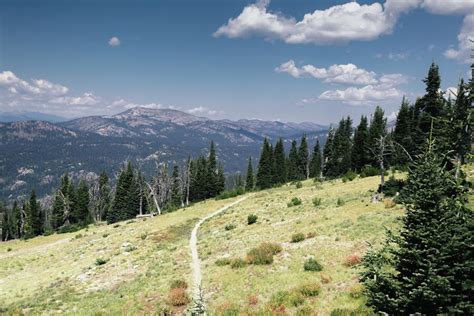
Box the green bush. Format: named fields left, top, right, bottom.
left=291, top=233, right=305, bottom=243
left=95, top=257, right=109, bottom=266
left=297, top=283, right=321, bottom=297
left=295, top=181, right=303, bottom=189
left=216, top=187, right=245, bottom=200
left=336, top=198, right=345, bottom=207
left=246, top=242, right=282, bottom=265
left=359, top=166, right=380, bottom=178
left=215, top=258, right=231, bottom=266
left=304, top=258, right=323, bottom=271
left=170, top=279, right=188, bottom=289
left=296, top=306, right=314, bottom=316
left=230, top=258, right=247, bottom=269
left=247, top=214, right=258, bottom=225
left=57, top=223, right=83, bottom=234
left=288, top=197, right=303, bottom=207
left=225, top=224, right=236, bottom=231
left=342, top=170, right=357, bottom=182
left=312, top=197, right=322, bottom=207
left=269, top=290, right=305, bottom=308
left=379, top=175, right=405, bottom=197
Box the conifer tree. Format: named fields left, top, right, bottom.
left=171, top=164, right=182, bottom=208
left=368, top=106, right=387, bottom=166
left=392, top=98, right=414, bottom=166
left=309, top=139, right=322, bottom=178
left=206, top=141, right=218, bottom=198
left=256, top=138, right=274, bottom=189
left=108, top=162, right=135, bottom=223
left=217, top=163, right=226, bottom=194
left=11, top=201, right=21, bottom=238
left=98, top=171, right=111, bottom=221
left=1, top=203, right=10, bottom=241
left=245, top=157, right=254, bottom=191
left=325, top=118, right=352, bottom=177
left=74, top=180, right=90, bottom=225
left=323, top=128, right=335, bottom=177
left=287, top=140, right=299, bottom=181
left=27, top=190, right=42, bottom=236
left=126, top=166, right=141, bottom=218
left=351, top=116, right=370, bottom=171
left=273, top=138, right=287, bottom=185
left=450, top=79, right=472, bottom=166
left=362, top=143, right=474, bottom=314
left=297, top=135, right=309, bottom=180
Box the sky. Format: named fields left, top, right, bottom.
left=0, top=0, right=473, bottom=124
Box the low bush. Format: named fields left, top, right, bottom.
left=384, top=199, right=396, bottom=208
left=348, top=284, right=364, bottom=299
left=167, top=288, right=190, bottom=306
left=312, top=197, right=322, bottom=207
left=336, top=198, right=345, bottom=207
left=230, top=258, right=247, bottom=269
left=295, top=181, right=303, bottom=189
left=102, top=233, right=109, bottom=238
left=57, top=223, right=83, bottom=234
left=215, top=302, right=241, bottom=315
left=215, top=258, right=231, bottom=266
left=296, top=306, right=314, bottom=316
left=320, top=274, right=332, bottom=284
left=379, top=175, right=405, bottom=197
left=296, top=283, right=321, bottom=297
left=304, top=258, right=323, bottom=272
left=287, top=197, right=303, bottom=207
left=306, top=232, right=316, bottom=239
left=269, top=290, right=305, bottom=308
left=342, top=170, right=357, bottom=182
left=248, top=295, right=259, bottom=306
left=246, top=242, right=282, bottom=265
left=225, top=223, right=236, bottom=231
left=344, top=254, right=362, bottom=267
left=216, top=187, right=245, bottom=200
left=140, top=233, right=148, bottom=240
left=247, top=214, right=258, bottom=225
left=170, top=279, right=188, bottom=289
left=359, top=166, right=382, bottom=178
left=95, top=257, right=109, bottom=266
left=291, top=233, right=305, bottom=243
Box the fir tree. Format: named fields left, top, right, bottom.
left=450, top=79, right=472, bottom=165
left=368, top=106, right=387, bottom=166
left=245, top=157, right=254, bottom=191
left=217, top=163, right=226, bottom=194
left=309, top=139, right=322, bottom=178
left=108, top=162, right=135, bottom=223
left=171, top=164, right=182, bottom=208
left=322, top=128, right=335, bottom=177
left=297, top=135, right=309, bottom=180
left=351, top=116, right=370, bottom=171
left=256, top=138, right=274, bottom=189
left=287, top=140, right=299, bottom=181
left=392, top=98, right=414, bottom=166
left=98, top=171, right=111, bottom=221
left=206, top=141, right=219, bottom=198
left=1, top=203, right=10, bottom=241
left=74, top=180, right=90, bottom=225
left=273, top=138, right=287, bottom=185
left=12, top=201, right=21, bottom=238
left=27, top=190, right=42, bottom=237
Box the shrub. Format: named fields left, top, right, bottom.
left=344, top=254, right=362, bottom=267
left=296, top=306, right=314, bottom=316
left=287, top=291, right=305, bottom=307
left=102, top=233, right=109, bottom=238
left=7, top=247, right=12, bottom=252
left=304, top=258, right=323, bottom=271
left=306, top=232, right=316, bottom=239
left=225, top=223, right=236, bottom=231
left=140, top=233, right=148, bottom=240
left=342, top=170, right=357, bottom=182
left=247, top=214, right=258, bottom=225
left=312, top=197, right=322, bottom=207
left=246, top=242, right=282, bottom=265
left=384, top=199, right=396, bottom=209
left=288, top=197, right=303, bottom=207
left=216, top=302, right=241, bottom=315
left=230, top=258, right=247, bottom=269
left=248, top=295, right=259, bottom=305
left=320, top=274, right=332, bottom=284
left=359, top=166, right=381, bottom=178
left=296, top=283, right=321, bottom=297
left=291, top=233, right=305, bottom=243
left=349, top=284, right=364, bottom=299
left=336, top=198, right=345, bottom=207
left=215, top=258, right=231, bottom=266
left=295, top=181, right=303, bottom=189
left=167, top=288, right=190, bottom=306
left=269, top=291, right=290, bottom=308
left=170, top=279, right=188, bottom=289
left=57, top=223, right=82, bottom=234
left=379, top=175, right=405, bottom=197
left=95, top=257, right=109, bottom=266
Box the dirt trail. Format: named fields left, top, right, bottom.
left=189, top=196, right=248, bottom=302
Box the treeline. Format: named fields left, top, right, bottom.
left=253, top=63, right=472, bottom=189
left=1, top=142, right=226, bottom=240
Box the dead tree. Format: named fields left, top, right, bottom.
left=369, top=135, right=394, bottom=193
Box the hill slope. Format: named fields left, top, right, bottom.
left=0, top=172, right=412, bottom=315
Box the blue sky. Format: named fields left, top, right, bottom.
left=0, top=0, right=473, bottom=124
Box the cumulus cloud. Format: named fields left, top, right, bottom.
left=444, top=14, right=474, bottom=63
left=317, top=85, right=403, bottom=106
left=187, top=106, right=222, bottom=117
left=51, top=92, right=101, bottom=106
left=108, top=36, right=121, bottom=47
left=421, top=0, right=474, bottom=15
left=0, top=71, right=69, bottom=98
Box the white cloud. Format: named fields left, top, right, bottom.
left=214, top=0, right=418, bottom=45
left=444, top=14, right=474, bottom=63
left=50, top=92, right=101, bottom=106
left=0, top=71, right=69, bottom=98
left=108, top=36, right=121, bottom=47
left=317, top=85, right=403, bottom=106
left=421, top=0, right=474, bottom=15
left=187, top=106, right=222, bottom=117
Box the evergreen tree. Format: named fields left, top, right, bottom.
left=273, top=138, right=287, bottom=185
left=368, top=106, right=387, bottom=166
left=245, top=157, right=254, bottom=191
left=325, top=118, right=352, bottom=177
left=297, top=135, right=309, bottom=180
left=51, top=173, right=74, bottom=229
left=309, top=139, right=322, bottom=178
left=323, top=128, right=335, bottom=177
left=74, top=180, right=90, bottom=225
left=287, top=140, right=299, bottom=181
left=450, top=79, right=472, bottom=165
left=27, top=190, right=42, bottom=237
left=125, top=166, right=141, bottom=218
left=362, top=145, right=474, bottom=314
left=171, top=164, right=182, bottom=207
left=11, top=201, right=21, bottom=238
left=205, top=141, right=218, bottom=198
left=1, top=203, right=10, bottom=241
left=217, top=163, right=226, bottom=194
left=98, top=171, right=111, bottom=221
left=256, top=138, right=274, bottom=189
left=108, top=162, right=135, bottom=223
left=351, top=116, right=370, bottom=171
left=392, top=98, right=414, bottom=166
left=190, top=156, right=208, bottom=201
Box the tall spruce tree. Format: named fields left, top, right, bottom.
left=351, top=116, right=370, bottom=171
left=297, top=135, right=309, bottom=180
left=75, top=180, right=90, bottom=225
left=323, top=128, right=335, bottom=177
left=325, top=118, right=352, bottom=177
left=27, top=190, right=42, bottom=237
left=256, top=138, right=274, bottom=189
left=287, top=140, right=299, bottom=181
left=368, top=106, right=387, bottom=166
left=450, top=79, right=472, bottom=166
left=245, top=157, right=254, bottom=191
left=206, top=141, right=219, bottom=198
left=1, top=203, right=10, bottom=241
left=108, top=162, right=134, bottom=223
left=11, top=201, right=21, bottom=239
left=171, top=164, right=182, bottom=208
left=217, top=163, right=226, bottom=194
left=362, top=144, right=474, bottom=314
left=273, top=138, right=287, bottom=185
left=98, top=171, right=111, bottom=221
left=309, top=139, right=322, bottom=178
left=392, top=98, right=414, bottom=166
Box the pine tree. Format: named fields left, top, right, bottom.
left=12, top=201, right=21, bottom=238
left=171, top=164, right=182, bottom=208
left=368, top=106, right=387, bottom=166
left=273, top=138, right=287, bottom=185
left=392, top=98, right=414, bottom=166
left=362, top=144, right=474, bottom=314
left=245, top=157, right=254, bottom=191
left=309, top=139, right=322, bottom=178
left=287, top=140, right=299, bottom=181
left=27, top=190, right=42, bottom=237
left=206, top=141, right=218, bottom=198
left=323, top=128, right=335, bottom=177
left=450, top=79, right=472, bottom=165
left=217, top=163, right=226, bottom=194
left=108, top=162, right=134, bottom=223
left=98, top=171, right=111, bottom=221
left=74, top=180, right=90, bottom=225
left=1, top=203, right=9, bottom=241
left=297, top=135, right=309, bottom=180
left=351, top=116, right=370, bottom=171
left=125, top=165, right=141, bottom=218
left=256, top=138, right=274, bottom=189
left=325, top=118, right=352, bottom=177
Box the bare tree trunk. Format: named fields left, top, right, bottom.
left=145, top=182, right=161, bottom=215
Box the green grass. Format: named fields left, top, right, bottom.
left=2, top=167, right=470, bottom=315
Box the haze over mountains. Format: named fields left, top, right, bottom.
left=0, top=107, right=327, bottom=201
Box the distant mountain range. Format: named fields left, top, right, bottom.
left=0, top=107, right=327, bottom=201
left=0, top=111, right=67, bottom=123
